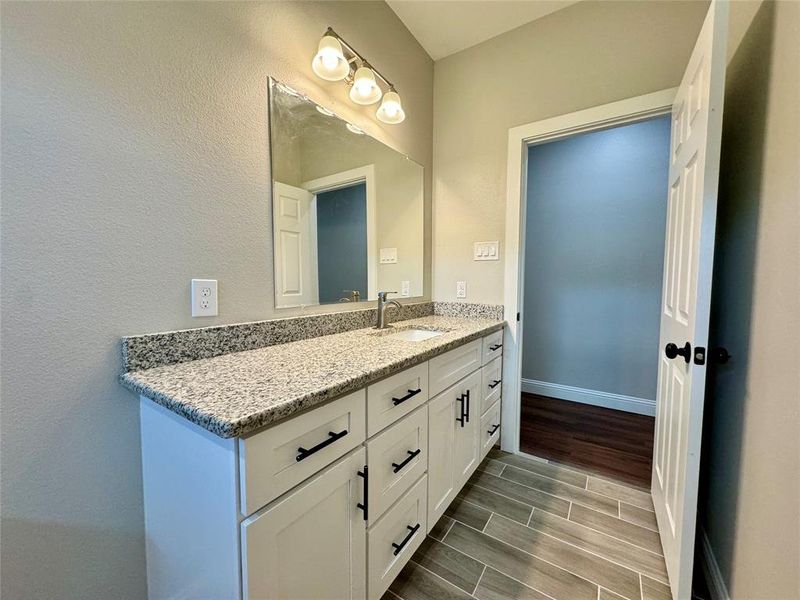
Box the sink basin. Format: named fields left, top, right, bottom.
left=384, top=328, right=445, bottom=342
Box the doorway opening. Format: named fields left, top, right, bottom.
left=520, top=115, right=671, bottom=487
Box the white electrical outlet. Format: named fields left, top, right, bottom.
left=401, top=281, right=410, bottom=297
left=456, top=281, right=467, bottom=299
left=191, top=279, right=218, bottom=317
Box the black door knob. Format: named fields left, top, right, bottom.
left=713, top=347, right=731, bottom=364
left=665, top=342, right=691, bottom=363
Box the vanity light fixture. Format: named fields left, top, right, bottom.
left=376, top=90, right=405, bottom=124
left=311, top=27, right=406, bottom=124
left=311, top=35, right=349, bottom=81
left=349, top=66, right=382, bottom=105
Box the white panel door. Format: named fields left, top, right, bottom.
left=241, top=447, right=366, bottom=600
left=273, top=181, right=317, bottom=307
left=652, top=2, right=728, bottom=599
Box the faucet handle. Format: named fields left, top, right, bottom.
left=377, top=291, right=398, bottom=300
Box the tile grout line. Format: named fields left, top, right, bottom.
left=481, top=470, right=662, bottom=554
left=639, top=572, right=644, bottom=600
left=470, top=519, right=616, bottom=595
left=406, top=558, right=480, bottom=599
left=493, top=466, right=623, bottom=517
left=524, top=516, right=669, bottom=585
left=471, top=564, right=487, bottom=597
left=567, top=502, right=573, bottom=520
left=510, top=450, right=651, bottom=493
left=617, top=500, right=621, bottom=519
left=434, top=529, right=560, bottom=600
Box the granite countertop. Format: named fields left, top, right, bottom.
left=121, top=315, right=504, bottom=438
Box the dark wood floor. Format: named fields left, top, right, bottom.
left=520, top=393, right=655, bottom=487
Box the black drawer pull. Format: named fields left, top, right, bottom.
left=465, top=389, right=471, bottom=423
left=392, top=523, right=421, bottom=555
left=487, top=424, right=500, bottom=436
left=296, top=429, right=348, bottom=462
left=489, top=343, right=503, bottom=351
left=392, top=448, right=422, bottom=473
left=357, top=466, right=368, bottom=521
left=488, top=379, right=501, bottom=389
left=456, top=392, right=467, bottom=427
left=392, top=388, right=422, bottom=406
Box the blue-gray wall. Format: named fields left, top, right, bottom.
left=316, top=183, right=368, bottom=304
left=522, top=116, right=671, bottom=401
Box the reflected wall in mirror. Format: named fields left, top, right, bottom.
left=269, top=79, right=424, bottom=308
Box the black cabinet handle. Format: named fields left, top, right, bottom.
left=357, top=466, right=368, bottom=521
left=392, top=523, right=421, bottom=556
left=392, top=449, right=422, bottom=473
left=456, top=393, right=467, bottom=427
left=487, top=424, right=500, bottom=436
left=488, top=379, right=501, bottom=389
left=296, top=429, right=348, bottom=462
left=489, top=343, right=503, bottom=351
left=465, top=389, right=470, bottom=423
left=392, top=388, right=422, bottom=406
left=665, top=342, right=691, bottom=364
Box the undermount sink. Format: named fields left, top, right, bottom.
left=384, top=328, right=445, bottom=342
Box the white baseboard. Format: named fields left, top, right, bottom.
left=521, top=379, right=656, bottom=416
left=700, top=528, right=730, bottom=600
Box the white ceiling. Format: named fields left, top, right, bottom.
left=386, top=0, right=580, bottom=60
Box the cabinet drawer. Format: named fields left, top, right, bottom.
left=481, top=356, right=502, bottom=415
left=367, top=363, right=428, bottom=436
left=239, top=390, right=366, bottom=515
left=241, top=448, right=366, bottom=600
left=366, top=405, right=428, bottom=523
left=480, top=400, right=501, bottom=460
left=429, top=339, right=482, bottom=396
left=482, top=330, right=504, bottom=365
left=368, top=475, right=427, bottom=600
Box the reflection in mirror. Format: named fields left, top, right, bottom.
left=269, top=79, right=424, bottom=308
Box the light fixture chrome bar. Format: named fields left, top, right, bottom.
left=323, top=27, right=398, bottom=92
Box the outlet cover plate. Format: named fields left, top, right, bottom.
left=456, top=281, right=467, bottom=298
left=191, top=279, right=218, bottom=317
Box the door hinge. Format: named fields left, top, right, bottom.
left=693, top=346, right=706, bottom=366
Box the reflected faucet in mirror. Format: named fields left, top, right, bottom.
left=375, top=291, right=402, bottom=329
left=339, top=290, right=361, bottom=303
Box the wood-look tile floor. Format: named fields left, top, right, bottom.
left=384, top=449, right=669, bottom=600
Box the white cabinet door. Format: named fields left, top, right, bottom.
left=427, top=388, right=458, bottom=529
left=426, top=369, right=482, bottom=527
left=453, top=370, right=481, bottom=490
left=241, top=447, right=367, bottom=600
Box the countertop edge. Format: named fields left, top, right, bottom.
left=121, top=320, right=504, bottom=439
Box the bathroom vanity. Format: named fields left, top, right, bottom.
left=122, top=308, right=504, bottom=600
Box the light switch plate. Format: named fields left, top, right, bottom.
left=191, top=279, right=218, bottom=317
left=456, top=281, right=467, bottom=298
left=474, top=241, right=499, bottom=261
left=401, top=281, right=410, bottom=297
left=380, top=248, right=398, bottom=264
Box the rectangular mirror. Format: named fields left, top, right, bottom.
left=269, top=78, right=424, bottom=308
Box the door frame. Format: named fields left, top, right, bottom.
left=303, top=165, right=378, bottom=302
left=501, top=88, right=677, bottom=454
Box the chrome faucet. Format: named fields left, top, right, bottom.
left=375, top=291, right=402, bottom=329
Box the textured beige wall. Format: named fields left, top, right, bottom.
left=702, top=1, right=800, bottom=597
left=0, top=2, right=432, bottom=598
left=431, top=0, right=709, bottom=302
